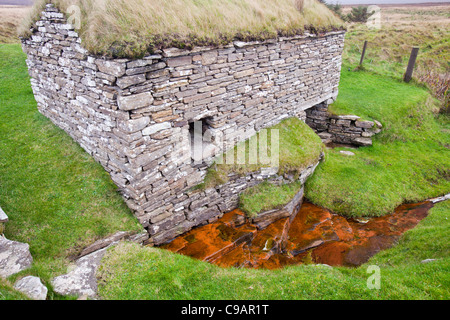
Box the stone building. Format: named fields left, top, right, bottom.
left=21, top=3, right=346, bottom=245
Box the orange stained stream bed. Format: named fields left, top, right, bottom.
left=160, top=200, right=435, bottom=269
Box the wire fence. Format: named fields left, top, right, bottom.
left=356, top=39, right=449, bottom=112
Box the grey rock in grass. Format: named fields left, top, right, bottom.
left=0, top=236, right=33, bottom=278
left=429, top=193, right=450, bottom=204
left=51, top=246, right=110, bottom=299
left=77, top=231, right=130, bottom=258
left=14, top=276, right=48, bottom=300
left=340, top=150, right=355, bottom=156
left=0, top=206, right=8, bottom=223
left=421, top=259, right=437, bottom=263
left=354, top=137, right=373, bottom=147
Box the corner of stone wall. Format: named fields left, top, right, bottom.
left=305, top=102, right=383, bottom=147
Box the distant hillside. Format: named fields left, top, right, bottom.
left=0, top=0, right=33, bottom=6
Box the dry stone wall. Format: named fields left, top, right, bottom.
left=306, top=103, right=382, bottom=146
left=21, top=4, right=345, bottom=245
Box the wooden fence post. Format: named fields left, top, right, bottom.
left=359, top=40, right=368, bottom=66
left=404, top=47, right=420, bottom=83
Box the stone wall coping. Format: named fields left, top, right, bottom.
left=154, top=30, right=347, bottom=59
left=91, top=30, right=347, bottom=61
left=89, top=30, right=347, bottom=61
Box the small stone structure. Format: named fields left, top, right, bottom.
left=306, top=103, right=382, bottom=146
left=21, top=4, right=345, bottom=244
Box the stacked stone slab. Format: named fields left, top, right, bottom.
left=21, top=4, right=345, bottom=245
left=305, top=103, right=382, bottom=146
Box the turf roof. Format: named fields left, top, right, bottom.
left=20, top=0, right=344, bottom=58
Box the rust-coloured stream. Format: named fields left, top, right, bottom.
left=161, top=200, right=434, bottom=269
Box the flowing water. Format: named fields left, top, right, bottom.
left=161, top=200, right=434, bottom=269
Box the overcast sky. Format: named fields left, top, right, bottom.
left=1, top=0, right=449, bottom=6
left=0, top=0, right=33, bottom=5
left=330, top=0, right=449, bottom=4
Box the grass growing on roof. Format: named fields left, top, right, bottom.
left=19, top=0, right=344, bottom=58
left=239, top=181, right=303, bottom=218
left=203, top=117, right=324, bottom=188
left=0, top=278, right=30, bottom=300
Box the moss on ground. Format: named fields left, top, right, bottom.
left=203, top=117, right=324, bottom=188
left=239, top=181, right=303, bottom=218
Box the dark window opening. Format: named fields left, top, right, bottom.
left=188, top=117, right=218, bottom=164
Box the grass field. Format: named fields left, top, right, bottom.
left=0, top=3, right=448, bottom=300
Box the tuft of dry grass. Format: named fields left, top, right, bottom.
left=0, top=5, right=31, bottom=43
left=18, top=0, right=343, bottom=58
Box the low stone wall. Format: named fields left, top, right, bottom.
left=305, top=103, right=382, bottom=146
left=21, top=4, right=345, bottom=244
